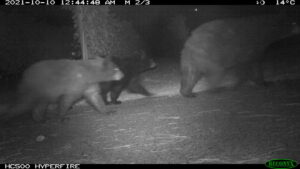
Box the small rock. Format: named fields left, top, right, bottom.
left=36, top=135, right=46, bottom=142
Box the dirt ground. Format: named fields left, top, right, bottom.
left=0, top=57, right=300, bottom=164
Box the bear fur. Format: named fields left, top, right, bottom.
left=180, top=14, right=299, bottom=97
left=2, top=57, right=123, bottom=122
left=100, top=50, right=156, bottom=105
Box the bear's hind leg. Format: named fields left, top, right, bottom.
left=99, top=82, right=111, bottom=105
left=58, top=94, right=81, bottom=121
left=84, top=84, right=116, bottom=114
left=110, top=81, right=128, bottom=105
left=32, top=101, right=49, bottom=122
left=205, top=67, right=226, bottom=92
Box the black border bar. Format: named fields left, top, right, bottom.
left=0, top=164, right=270, bottom=169
left=1, top=0, right=282, bottom=5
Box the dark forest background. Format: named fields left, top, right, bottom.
left=0, top=6, right=299, bottom=79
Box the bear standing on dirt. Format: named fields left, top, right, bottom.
left=180, top=13, right=299, bottom=97
left=1, top=57, right=123, bottom=122
left=100, top=50, right=156, bottom=105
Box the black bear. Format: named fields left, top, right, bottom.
left=2, top=57, right=123, bottom=122
left=99, top=50, right=156, bottom=105
left=180, top=13, right=299, bottom=97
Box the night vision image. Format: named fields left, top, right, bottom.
left=0, top=6, right=300, bottom=164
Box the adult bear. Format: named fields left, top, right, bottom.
left=100, top=50, right=156, bottom=105
left=180, top=13, right=299, bottom=97
left=2, top=57, right=123, bottom=122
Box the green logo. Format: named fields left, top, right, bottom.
left=266, top=159, right=298, bottom=169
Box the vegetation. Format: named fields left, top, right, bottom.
left=67, top=6, right=145, bottom=60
